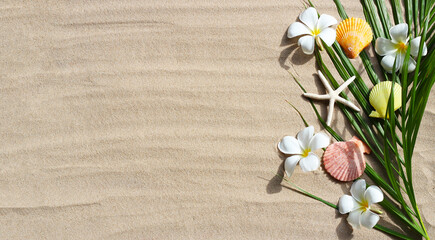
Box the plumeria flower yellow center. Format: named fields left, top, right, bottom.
left=302, top=148, right=311, bottom=158
left=359, top=199, right=369, bottom=212
left=375, top=23, right=427, bottom=73
left=287, top=7, right=337, bottom=55
left=338, top=179, right=384, bottom=229
left=395, top=41, right=408, bottom=53
left=278, top=126, right=330, bottom=177
left=312, top=28, right=321, bottom=36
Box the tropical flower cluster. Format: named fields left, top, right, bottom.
left=279, top=3, right=432, bottom=239
left=278, top=127, right=383, bottom=229
left=287, top=8, right=427, bottom=73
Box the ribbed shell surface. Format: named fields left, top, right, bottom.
left=323, top=141, right=366, bottom=182
left=336, top=17, right=373, bottom=59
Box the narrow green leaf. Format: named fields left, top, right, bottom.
left=390, top=0, right=404, bottom=24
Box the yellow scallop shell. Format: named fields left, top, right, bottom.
left=336, top=18, right=373, bottom=59
left=369, top=81, right=402, bottom=119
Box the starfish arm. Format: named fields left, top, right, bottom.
left=335, top=76, right=356, bottom=93
left=303, top=93, right=330, bottom=100
left=317, top=70, right=334, bottom=93
left=326, top=98, right=335, bottom=126
left=336, top=96, right=361, bottom=111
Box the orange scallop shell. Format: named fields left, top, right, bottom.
left=323, top=137, right=370, bottom=182
left=336, top=17, right=373, bottom=59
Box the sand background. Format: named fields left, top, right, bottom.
left=0, top=0, right=433, bottom=239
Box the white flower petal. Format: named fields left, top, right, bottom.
left=299, top=7, right=318, bottom=31
left=297, top=126, right=314, bottom=149
left=338, top=195, right=357, bottom=214
left=379, top=52, right=408, bottom=73
left=395, top=52, right=405, bottom=72
left=347, top=210, right=362, bottom=229
left=389, top=23, right=408, bottom=43
left=309, top=132, right=330, bottom=151
left=375, top=38, right=397, bottom=56
left=350, top=179, right=366, bottom=202
left=284, top=155, right=302, bottom=177
left=410, top=36, right=428, bottom=57
left=317, top=14, right=337, bottom=30
left=407, top=57, right=417, bottom=73
left=288, top=22, right=312, bottom=38
left=396, top=53, right=409, bottom=71
left=278, top=136, right=303, bottom=155
left=318, top=28, right=336, bottom=47
left=380, top=55, right=396, bottom=73
left=298, top=35, right=315, bottom=55
left=364, top=186, right=384, bottom=205
left=299, top=152, right=320, bottom=172
left=361, top=210, right=380, bottom=229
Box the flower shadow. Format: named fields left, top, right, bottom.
left=266, top=165, right=284, bottom=194
left=335, top=211, right=355, bottom=240
left=279, top=30, right=314, bottom=70
left=265, top=145, right=287, bottom=194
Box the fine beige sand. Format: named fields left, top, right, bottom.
left=0, top=0, right=433, bottom=239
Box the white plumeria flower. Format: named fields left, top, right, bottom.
left=278, top=126, right=330, bottom=177
left=375, top=23, right=428, bottom=73
left=338, top=179, right=384, bottom=229
left=287, top=7, right=337, bottom=55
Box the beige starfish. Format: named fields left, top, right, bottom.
left=303, top=70, right=360, bottom=126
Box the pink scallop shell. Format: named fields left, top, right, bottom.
left=323, top=137, right=369, bottom=182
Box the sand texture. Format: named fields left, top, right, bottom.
left=0, top=0, right=433, bottom=239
